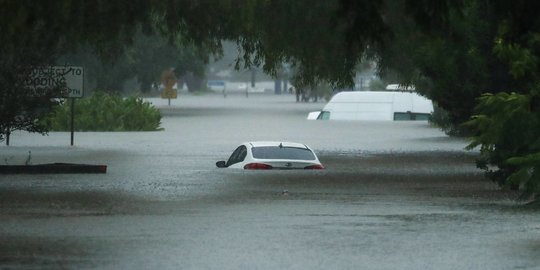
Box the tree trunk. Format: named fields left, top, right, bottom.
left=184, top=73, right=203, bottom=92
left=6, top=129, right=10, bottom=146
left=140, top=79, right=152, bottom=93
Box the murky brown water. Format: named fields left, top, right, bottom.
left=1, top=93, right=539, bottom=269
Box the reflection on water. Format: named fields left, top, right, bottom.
left=1, top=94, right=539, bottom=270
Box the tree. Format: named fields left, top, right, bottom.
left=0, top=1, right=70, bottom=144
left=0, top=57, right=64, bottom=145
left=129, top=33, right=179, bottom=93
left=463, top=1, right=540, bottom=199
left=175, top=45, right=209, bottom=92
left=0, top=1, right=147, bottom=141
left=370, top=0, right=520, bottom=134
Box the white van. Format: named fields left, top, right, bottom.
left=307, top=91, right=433, bottom=121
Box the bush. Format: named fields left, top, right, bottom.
left=44, top=92, right=162, bottom=131
left=465, top=92, right=540, bottom=200
left=429, top=105, right=471, bottom=136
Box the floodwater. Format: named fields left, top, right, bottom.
left=1, top=93, right=539, bottom=270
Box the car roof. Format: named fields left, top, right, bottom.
left=247, top=141, right=309, bottom=149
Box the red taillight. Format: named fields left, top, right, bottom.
left=244, top=163, right=273, bottom=170
left=304, top=164, right=325, bottom=170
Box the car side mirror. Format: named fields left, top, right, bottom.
left=216, top=161, right=227, bottom=168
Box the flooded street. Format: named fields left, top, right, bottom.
left=1, top=93, right=539, bottom=269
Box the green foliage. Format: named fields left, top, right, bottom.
left=44, top=92, right=162, bottom=132
left=0, top=2, right=69, bottom=143
left=0, top=65, right=64, bottom=143
left=506, top=153, right=540, bottom=200
left=429, top=105, right=468, bottom=136
left=465, top=92, right=540, bottom=199
left=461, top=3, right=540, bottom=201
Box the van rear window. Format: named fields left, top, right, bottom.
left=251, top=146, right=316, bottom=160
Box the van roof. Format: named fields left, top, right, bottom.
left=322, top=91, right=434, bottom=117
left=328, top=91, right=423, bottom=103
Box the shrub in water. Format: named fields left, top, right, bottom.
left=44, top=92, right=162, bottom=131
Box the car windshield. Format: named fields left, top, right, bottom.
left=251, top=146, right=316, bottom=160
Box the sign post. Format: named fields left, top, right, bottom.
left=27, top=66, right=84, bottom=145
left=70, top=98, right=75, bottom=146
left=160, top=69, right=177, bottom=106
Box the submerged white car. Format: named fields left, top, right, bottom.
left=216, top=141, right=324, bottom=170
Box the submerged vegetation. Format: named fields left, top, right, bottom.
left=43, top=92, right=162, bottom=132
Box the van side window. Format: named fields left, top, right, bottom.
left=394, top=112, right=413, bottom=121
left=394, top=112, right=431, bottom=121
left=415, top=113, right=430, bottom=120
